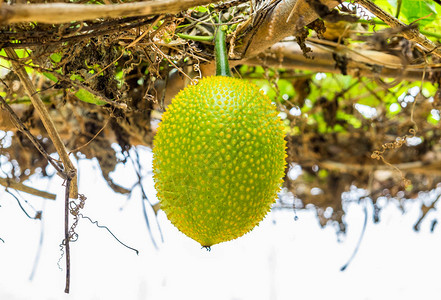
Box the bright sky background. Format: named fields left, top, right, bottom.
left=0, top=147, right=440, bottom=300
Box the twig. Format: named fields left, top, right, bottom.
left=67, top=193, right=139, bottom=254
left=130, top=150, right=164, bottom=248
left=78, top=214, right=139, bottom=255
left=63, top=177, right=72, bottom=294
left=0, top=0, right=221, bottom=25
left=4, top=48, right=77, bottom=197
left=71, top=83, right=127, bottom=109
left=5, top=189, right=33, bottom=219
left=69, top=118, right=111, bottom=155
left=340, top=173, right=374, bottom=271
left=151, top=43, right=195, bottom=84
left=86, top=15, right=164, bottom=83
left=29, top=211, right=45, bottom=281
left=243, top=41, right=436, bottom=81
left=356, top=0, right=441, bottom=59
left=340, top=196, right=369, bottom=271
left=357, top=18, right=441, bottom=40
left=1, top=18, right=155, bottom=48
left=0, top=95, right=66, bottom=179
left=0, top=177, right=56, bottom=200
left=0, top=56, right=126, bottom=110
left=318, top=159, right=441, bottom=176
left=414, top=193, right=440, bottom=231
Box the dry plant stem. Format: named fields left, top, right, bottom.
left=4, top=48, right=78, bottom=197
left=318, top=160, right=441, bottom=176
left=0, top=0, right=220, bottom=25
left=151, top=43, right=195, bottom=83
left=242, top=41, right=432, bottom=81
left=1, top=18, right=154, bottom=48
left=71, top=82, right=127, bottom=109
left=356, top=0, right=441, bottom=59
left=0, top=55, right=125, bottom=110
left=86, top=15, right=163, bottom=83
left=236, top=0, right=339, bottom=59
left=0, top=95, right=66, bottom=178
left=413, top=193, right=440, bottom=231
left=63, top=177, right=72, bottom=294
left=0, top=177, right=56, bottom=200
left=69, top=118, right=111, bottom=154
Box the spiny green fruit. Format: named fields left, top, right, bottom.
left=152, top=76, right=287, bottom=247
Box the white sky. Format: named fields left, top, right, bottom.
left=0, top=147, right=440, bottom=300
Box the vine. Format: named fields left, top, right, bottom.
left=371, top=128, right=416, bottom=188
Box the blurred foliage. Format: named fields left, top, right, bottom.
left=1, top=0, right=441, bottom=236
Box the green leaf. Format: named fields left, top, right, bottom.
left=277, top=79, right=295, bottom=99
left=194, top=6, right=208, bottom=13
left=422, top=82, right=437, bottom=97
left=250, top=79, right=277, bottom=100
left=318, top=169, right=328, bottom=179
left=332, top=124, right=346, bottom=133
left=50, top=53, right=62, bottom=63
left=253, top=66, right=266, bottom=74
left=70, top=74, right=85, bottom=82
left=43, top=72, right=59, bottom=83
left=427, top=111, right=440, bottom=125
left=387, top=102, right=402, bottom=116
left=74, top=89, right=107, bottom=106
left=376, top=0, right=398, bottom=14
left=400, top=0, right=437, bottom=26
left=336, top=111, right=362, bottom=129
left=14, top=49, right=29, bottom=59
left=357, top=96, right=380, bottom=107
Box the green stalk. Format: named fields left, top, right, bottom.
left=176, top=33, right=214, bottom=42
left=214, top=25, right=232, bottom=77
left=358, top=18, right=441, bottom=39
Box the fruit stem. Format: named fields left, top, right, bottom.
left=215, top=24, right=232, bottom=77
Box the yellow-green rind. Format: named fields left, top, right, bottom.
left=153, top=76, right=287, bottom=246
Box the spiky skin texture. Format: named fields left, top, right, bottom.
left=153, top=76, right=286, bottom=247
